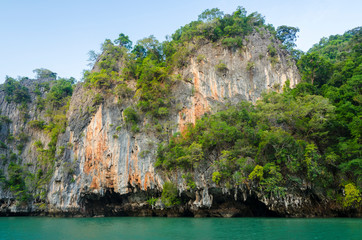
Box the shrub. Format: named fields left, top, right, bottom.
left=247, top=61, right=255, bottom=71
left=34, top=140, right=43, bottom=148
left=7, top=134, right=14, bottom=142
left=157, top=107, right=169, bottom=118
left=3, top=77, right=31, bottom=104
left=93, top=93, right=104, bottom=106
left=343, top=183, right=361, bottom=208
left=131, top=124, right=140, bottom=133
left=161, top=182, right=180, bottom=207
left=114, top=83, right=133, bottom=98
left=36, top=97, right=45, bottom=111
left=28, top=120, right=45, bottom=130
left=6, top=162, right=30, bottom=203
left=33, top=68, right=57, bottom=79
left=84, top=69, right=112, bottom=88
left=182, top=173, right=196, bottom=189
left=123, top=107, right=138, bottom=125
left=215, top=61, right=228, bottom=72
left=248, top=165, right=264, bottom=181
left=267, top=44, right=277, bottom=57
left=0, top=141, right=7, bottom=149
left=222, top=37, right=243, bottom=48
left=46, top=78, right=74, bottom=108
left=147, top=197, right=158, bottom=207
left=267, top=44, right=279, bottom=65
left=212, top=171, right=222, bottom=184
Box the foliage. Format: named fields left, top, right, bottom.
left=147, top=197, right=158, bottom=207
left=87, top=50, right=100, bottom=67
left=114, top=83, right=133, bottom=98
left=46, top=77, right=74, bottom=108
left=157, top=26, right=360, bottom=201
left=133, top=54, right=173, bottom=118
left=83, top=40, right=127, bottom=89
left=0, top=141, right=7, bottom=149
left=297, top=27, right=361, bottom=190
left=276, top=25, right=299, bottom=52
left=248, top=165, right=264, bottom=181
left=161, top=181, right=180, bottom=207
left=83, top=7, right=278, bottom=123
left=198, top=8, right=224, bottom=22
left=212, top=171, right=222, bottom=184
left=247, top=61, right=255, bottom=71
left=215, top=61, right=228, bottom=73
left=93, top=93, right=104, bottom=106
left=182, top=173, right=196, bottom=189
left=1, top=70, right=76, bottom=203
left=267, top=44, right=278, bottom=65
left=4, top=162, right=31, bottom=203
left=123, top=107, right=139, bottom=131
left=28, top=120, right=46, bottom=130
left=168, top=6, right=266, bottom=49
left=298, top=52, right=332, bottom=86
left=114, top=33, right=132, bottom=50
left=155, top=80, right=353, bottom=198
left=343, top=183, right=361, bottom=207
left=33, top=68, right=57, bottom=79
left=2, top=77, right=31, bottom=104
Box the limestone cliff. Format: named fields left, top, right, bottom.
left=0, top=31, right=358, bottom=217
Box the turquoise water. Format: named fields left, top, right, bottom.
left=0, top=217, right=361, bottom=240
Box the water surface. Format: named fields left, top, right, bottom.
left=1, top=217, right=361, bottom=240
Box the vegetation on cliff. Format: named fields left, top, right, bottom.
left=82, top=7, right=289, bottom=124
left=0, top=71, right=75, bottom=204
left=157, top=27, right=361, bottom=208
left=0, top=6, right=360, bottom=212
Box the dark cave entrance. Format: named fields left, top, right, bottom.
left=80, top=188, right=280, bottom=217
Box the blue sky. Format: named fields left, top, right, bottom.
left=0, top=0, right=361, bottom=82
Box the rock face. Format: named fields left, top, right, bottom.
left=1, top=32, right=358, bottom=217
left=176, top=31, right=299, bottom=132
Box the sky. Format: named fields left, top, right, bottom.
left=0, top=0, right=361, bottom=83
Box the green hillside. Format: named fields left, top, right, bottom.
left=158, top=27, right=362, bottom=208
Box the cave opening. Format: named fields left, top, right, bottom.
left=80, top=188, right=280, bottom=217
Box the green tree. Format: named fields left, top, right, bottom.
left=298, top=52, right=332, bottom=86
left=198, top=8, right=224, bottom=22
left=136, top=36, right=163, bottom=61
left=249, top=165, right=264, bottom=181
left=132, top=44, right=147, bottom=60
left=114, top=33, right=132, bottom=50
left=3, top=77, right=31, bottom=104
left=276, top=25, right=299, bottom=50
left=46, top=78, right=74, bottom=107
left=87, top=50, right=100, bottom=67
left=33, top=68, right=57, bottom=79
left=161, top=182, right=180, bottom=207
left=343, top=183, right=361, bottom=207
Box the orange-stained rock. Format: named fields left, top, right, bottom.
left=83, top=106, right=117, bottom=191
left=144, top=172, right=155, bottom=190
left=178, top=91, right=209, bottom=133
left=128, top=141, right=142, bottom=188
